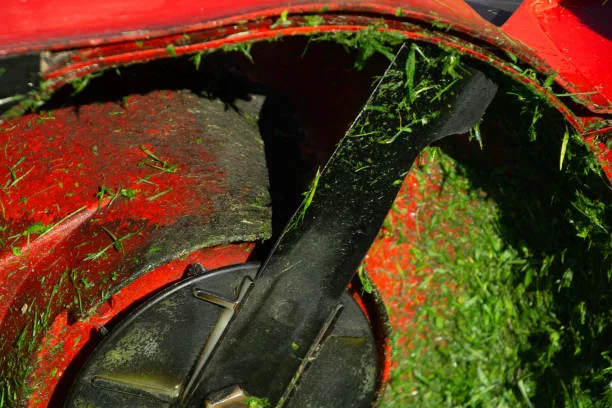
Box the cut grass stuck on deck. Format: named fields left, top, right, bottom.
left=0, top=27, right=610, bottom=407
left=375, top=136, right=611, bottom=406
left=378, top=148, right=556, bottom=407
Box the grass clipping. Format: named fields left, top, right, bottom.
left=382, top=141, right=611, bottom=407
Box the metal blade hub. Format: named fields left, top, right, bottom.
left=65, top=264, right=379, bottom=407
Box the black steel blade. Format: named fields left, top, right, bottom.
left=182, top=43, right=498, bottom=406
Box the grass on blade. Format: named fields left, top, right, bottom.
left=358, top=265, right=375, bottom=294
left=245, top=396, right=270, bottom=408
left=287, top=167, right=321, bottom=231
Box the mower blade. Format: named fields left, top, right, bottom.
left=183, top=43, right=498, bottom=405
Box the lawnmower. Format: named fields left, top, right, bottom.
left=0, top=1, right=610, bottom=407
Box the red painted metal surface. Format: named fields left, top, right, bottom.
left=0, top=1, right=479, bottom=52
left=0, top=90, right=229, bottom=324
left=18, top=11, right=608, bottom=177
left=503, top=0, right=612, bottom=113
left=1, top=0, right=610, bottom=113
left=0, top=89, right=273, bottom=405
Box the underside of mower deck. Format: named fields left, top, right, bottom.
left=0, top=1, right=610, bottom=407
